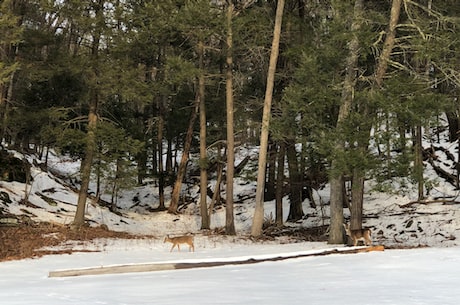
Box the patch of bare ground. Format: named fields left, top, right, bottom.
left=261, top=224, right=329, bottom=242
left=0, top=222, right=145, bottom=262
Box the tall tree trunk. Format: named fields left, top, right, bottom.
left=198, top=40, right=210, bottom=229
left=209, top=143, right=224, bottom=227
left=73, top=92, right=98, bottom=227
left=73, top=0, right=103, bottom=228
left=0, top=0, right=21, bottom=145
left=166, top=137, right=173, bottom=173
left=151, top=136, right=158, bottom=175
left=95, top=150, right=101, bottom=202
left=350, top=168, right=364, bottom=230
left=375, top=0, right=402, bottom=87
left=349, top=0, right=403, bottom=230
left=155, top=44, right=166, bottom=210
left=286, top=139, right=304, bottom=222
left=1, top=70, right=15, bottom=144
left=168, top=99, right=199, bottom=213
left=225, top=2, right=236, bottom=235
left=445, top=112, right=459, bottom=142
left=0, top=83, right=6, bottom=141
left=157, top=97, right=165, bottom=210
left=415, top=125, right=424, bottom=200
left=136, top=100, right=150, bottom=185
left=137, top=148, right=147, bottom=185
left=251, top=0, right=285, bottom=237
left=110, top=158, right=121, bottom=206
left=328, top=0, right=364, bottom=244
left=265, top=139, right=277, bottom=201
left=275, top=141, right=285, bottom=226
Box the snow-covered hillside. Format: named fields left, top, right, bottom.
left=1, top=131, right=460, bottom=249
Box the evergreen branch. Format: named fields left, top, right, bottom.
left=233, top=0, right=257, bottom=17
left=64, top=116, right=88, bottom=125
left=403, top=0, right=443, bottom=20
left=431, top=62, right=460, bottom=87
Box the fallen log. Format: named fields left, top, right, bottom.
left=427, top=158, right=458, bottom=186
left=48, top=245, right=384, bottom=278
left=400, top=199, right=460, bottom=208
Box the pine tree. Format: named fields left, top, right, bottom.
left=0, top=0, right=23, bottom=142
left=251, top=0, right=285, bottom=237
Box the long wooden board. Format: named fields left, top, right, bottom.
left=48, top=245, right=384, bottom=278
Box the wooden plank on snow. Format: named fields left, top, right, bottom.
left=48, top=245, right=384, bottom=278
left=48, top=263, right=177, bottom=277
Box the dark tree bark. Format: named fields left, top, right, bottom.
left=286, top=139, right=304, bottom=222
left=225, top=2, right=236, bottom=235
left=166, top=137, right=173, bottom=173
left=208, top=143, right=224, bottom=227
left=157, top=97, right=166, bottom=210
left=275, top=141, right=285, bottom=226
left=265, top=140, right=277, bottom=201
left=415, top=125, right=424, bottom=200
left=73, top=91, right=98, bottom=227
left=350, top=169, right=364, bottom=230
left=198, top=40, right=210, bottom=229
left=445, top=112, right=459, bottom=142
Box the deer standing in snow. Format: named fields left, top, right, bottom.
left=343, top=223, right=372, bottom=246
left=164, top=235, right=195, bottom=252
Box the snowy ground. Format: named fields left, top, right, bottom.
left=0, top=239, right=459, bottom=305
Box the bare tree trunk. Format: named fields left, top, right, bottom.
left=350, top=168, right=364, bottom=230
left=457, top=107, right=460, bottom=188
left=73, top=92, right=98, bottom=227
left=251, top=0, right=285, bottom=237
left=415, top=125, right=424, bottom=200
left=328, top=0, right=364, bottom=244
left=198, top=40, right=210, bottom=229
left=265, top=140, right=277, bottom=201
left=155, top=45, right=166, bottom=210
left=94, top=152, right=101, bottom=202
left=275, top=141, right=285, bottom=226
left=374, top=0, right=402, bottom=88
left=329, top=174, right=345, bottom=243
left=168, top=100, right=199, bottom=214
left=1, top=70, right=15, bottom=144
left=286, top=139, right=304, bottom=222
left=0, top=0, right=20, bottom=145
left=0, top=83, right=5, bottom=141
left=157, top=97, right=165, bottom=210
left=166, top=138, right=173, bottom=173
left=110, top=158, right=121, bottom=206
left=151, top=137, right=157, bottom=175
left=445, top=112, right=459, bottom=142
left=225, top=2, right=236, bottom=235
left=209, top=143, right=224, bottom=227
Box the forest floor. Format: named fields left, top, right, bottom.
left=0, top=222, right=139, bottom=262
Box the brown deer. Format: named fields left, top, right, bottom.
left=343, top=223, right=372, bottom=246
left=164, top=235, right=195, bottom=252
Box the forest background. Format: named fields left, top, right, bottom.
left=1, top=0, right=459, bottom=244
